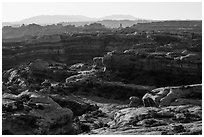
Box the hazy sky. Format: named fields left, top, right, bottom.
left=2, top=2, right=202, bottom=22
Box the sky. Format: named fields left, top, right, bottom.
left=2, top=2, right=202, bottom=22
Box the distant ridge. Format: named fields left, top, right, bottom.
left=2, top=14, right=148, bottom=26
left=19, top=15, right=97, bottom=24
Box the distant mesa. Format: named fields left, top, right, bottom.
left=2, top=14, right=150, bottom=27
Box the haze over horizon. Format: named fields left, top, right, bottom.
left=3, top=2, right=202, bottom=22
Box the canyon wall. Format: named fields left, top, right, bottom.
left=103, top=51, right=201, bottom=87
left=2, top=34, right=145, bottom=70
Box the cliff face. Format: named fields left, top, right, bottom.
left=103, top=51, right=201, bottom=87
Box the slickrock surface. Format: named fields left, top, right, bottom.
left=88, top=105, right=202, bottom=135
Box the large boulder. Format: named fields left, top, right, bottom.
left=2, top=90, right=74, bottom=135
left=142, top=84, right=202, bottom=107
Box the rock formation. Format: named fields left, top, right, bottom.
left=2, top=20, right=202, bottom=134
left=2, top=57, right=202, bottom=135
left=142, top=84, right=202, bottom=107
left=3, top=90, right=74, bottom=135
left=92, top=105, right=202, bottom=135
left=129, top=96, right=142, bottom=107
left=103, top=50, right=201, bottom=86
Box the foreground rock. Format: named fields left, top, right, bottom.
left=2, top=90, right=74, bottom=135
left=2, top=60, right=102, bottom=135
left=2, top=59, right=202, bottom=135
left=142, top=84, right=202, bottom=107
left=88, top=105, right=202, bottom=135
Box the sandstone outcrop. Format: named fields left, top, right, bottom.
left=103, top=51, right=201, bottom=86
left=142, top=84, right=202, bottom=107
left=103, top=50, right=201, bottom=72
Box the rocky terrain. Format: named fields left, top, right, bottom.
left=2, top=21, right=202, bottom=135
left=2, top=57, right=202, bottom=135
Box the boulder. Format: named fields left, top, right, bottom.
left=142, top=84, right=202, bottom=107
left=128, top=96, right=142, bottom=107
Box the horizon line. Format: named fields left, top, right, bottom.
left=3, top=14, right=202, bottom=23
